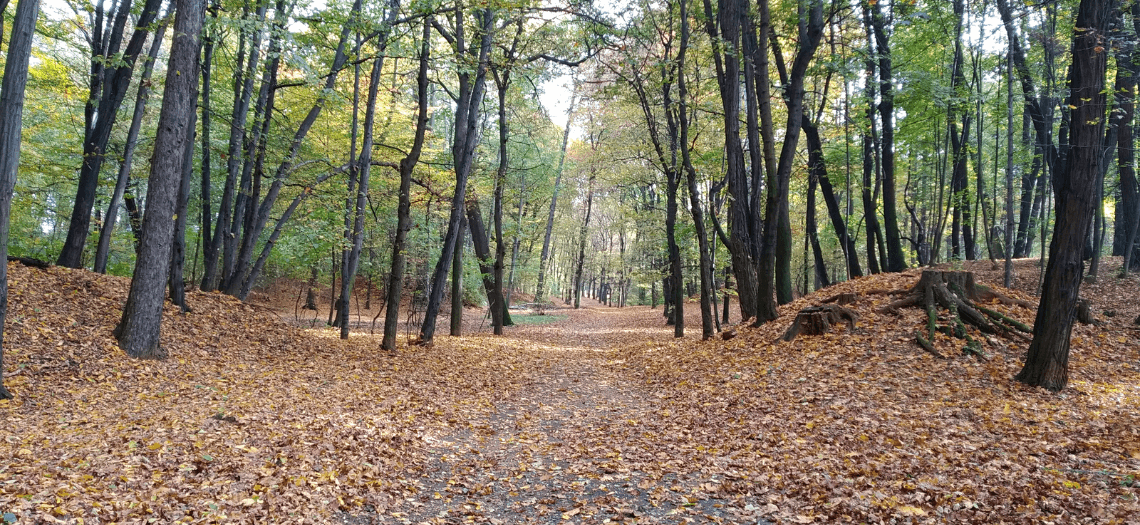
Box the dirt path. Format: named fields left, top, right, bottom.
left=344, top=305, right=768, bottom=524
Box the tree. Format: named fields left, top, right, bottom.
left=56, top=0, right=166, bottom=269
left=756, top=0, right=824, bottom=324
left=1017, top=0, right=1112, bottom=391
left=864, top=0, right=907, bottom=272
left=418, top=6, right=496, bottom=345
left=92, top=19, right=168, bottom=274
left=114, top=0, right=203, bottom=358
left=381, top=16, right=431, bottom=352
left=0, top=0, right=41, bottom=399
left=336, top=0, right=401, bottom=339
left=534, top=85, right=577, bottom=307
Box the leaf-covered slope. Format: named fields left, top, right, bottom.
left=616, top=266, right=1139, bottom=522
left=0, top=263, right=532, bottom=522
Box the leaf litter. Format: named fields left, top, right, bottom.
left=0, top=259, right=1138, bottom=523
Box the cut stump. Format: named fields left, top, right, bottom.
left=781, top=305, right=859, bottom=342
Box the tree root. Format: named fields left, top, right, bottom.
left=882, top=270, right=1023, bottom=359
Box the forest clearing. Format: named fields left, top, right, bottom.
left=0, top=259, right=1137, bottom=523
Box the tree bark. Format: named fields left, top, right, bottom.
left=804, top=119, right=862, bottom=278
left=93, top=22, right=167, bottom=274
left=0, top=0, right=41, bottom=399
left=534, top=86, right=576, bottom=307
left=1017, top=0, right=1112, bottom=391
left=57, top=0, right=165, bottom=269
left=703, top=0, right=759, bottom=322
left=338, top=0, right=400, bottom=339
left=678, top=0, right=714, bottom=339
left=419, top=7, right=495, bottom=345
left=573, top=171, right=596, bottom=309
left=382, top=16, right=431, bottom=352
left=168, top=103, right=198, bottom=314
left=755, top=0, right=824, bottom=324
left=865, top=0, right=907, bottom=272
left=115, top=0, right=203, bottom=359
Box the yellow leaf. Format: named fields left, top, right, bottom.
left=897, top=505, right=926, bottom=516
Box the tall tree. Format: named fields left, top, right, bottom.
left=337, top=0, right=401, bottom=339
left=755, top=0, right=824, bottom=324
left=92, top=20, right=168, bottom=274
left=381, top=16, right=431, bottom=352
left=534, top=85, right=577, bottom=307
left=114, top=0, right=203, bottom=359
left=0, top=0, right=41, bottom=399
left=418, top=6, right=496, bottom=345
left=702, top=0, right=760, bottom=321
left=56, top=0, right=166, bottom=268
left=864, top=0, right=907, bottom=272
left=1017, top=0, right=1112, bottom=391
left=677, top=0, right=715, bottom=339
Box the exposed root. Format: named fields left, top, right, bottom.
left=881, top=270, right=1027, bottom=359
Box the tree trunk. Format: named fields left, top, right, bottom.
left=168, top=104, right=198, bottom=314
left=225, top=0, right=363, bottom=300
left=866, top=0, right=907, bottom=272
left=115, top=0, right=202, bottom=359
left=0, top=0, right=41, bottom=399
left=93, top=22, right=167, bottom=274
left=197, top=3, right=217, bottom=290
left=807, top=171, right=830, bottom=289
left=573, top=171, right=595, bottom=309
left=57, top=0, right=165, bottom=269
left=419, top=8, right=495, bottom=345
left=861, top=48, right=882, bottom=275
left=450, top=215, right=466, bottom=337
left=466, top=198, right=505, bottom=333
left=703, top=0, right=759, bottom=322
left=1017, top=0, right=1111, bottom=392
left=382, top=17, right=431, bottom=351
left=804, top=119, right=861, bottom=278
left=1004, top=51, right=1016, bottom=288
left=756, top=0, right=824, bottom=324
left=535, top=86, right=576, bottom=307
left=677, top=0, right=714, bottom=339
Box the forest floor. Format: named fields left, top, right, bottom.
left=1, top=259, right=1138, bottom=524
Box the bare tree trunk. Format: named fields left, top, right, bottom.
left=382, top=16, right=431, bottom=352
left=169, top=103, right=198, bottom=313
left=419, top=8, right=495, bottom=345
left=115, top=0, right=203, bottom=359
left=535, top=86, right=577, bottom=306
left=1004, top=51, right=1015, bottom=288
left=93, top=23, right=167, bottom=273
left=450, top=215, right=466, bottom=337
left=573, top=172, right=596, bottom=309
left=57, top=0, right=166, bottom=269
left=0, top=0, right=41, bottom=399
left=1018, top=0, right=1111, bottom=391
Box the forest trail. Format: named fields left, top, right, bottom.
left=357, top=305, right=767, bottom=524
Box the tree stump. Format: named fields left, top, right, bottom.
left=781, top=305, right=859, bottom=342
left=1076, top=299, right=1097, bottom=325
left=880, top=270, right=1030, bottom=358
left=822, top=292, right=859, bottom=305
